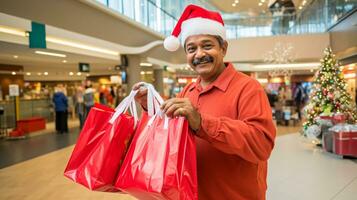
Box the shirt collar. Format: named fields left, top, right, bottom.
left=188, top=62, right=236, bottom=92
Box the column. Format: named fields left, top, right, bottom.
left=126, top=55, right=142, bottom=90
left=153, top=68, right=164, bottom=95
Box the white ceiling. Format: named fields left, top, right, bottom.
left=0, top=41, right=120, bottom=80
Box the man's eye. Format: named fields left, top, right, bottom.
left=187, top=47, right=195, bottom=53
left=203, top=44, right=212, bottom=49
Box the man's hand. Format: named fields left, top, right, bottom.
left=161, top=98, right=201, bottom=132
left=133, top=82, right=148, bottom=110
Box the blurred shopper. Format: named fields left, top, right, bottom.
left=83, top=85, right=95, bottom=121
left=73, top=86, right=85, bottom=130
left=134, top=5, right=276, bottom=200
left=53, top=85, right=68, bottom=134
left=99, top=91, right=107, bottom=105
left=293, top=82, right=305, bottom=120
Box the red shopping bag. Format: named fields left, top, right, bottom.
left=64, top=103, right=135, bottom=192
left=115, top=112, right=198, bottom=199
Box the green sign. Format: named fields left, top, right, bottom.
left=29, top=22, right=46, bottom=49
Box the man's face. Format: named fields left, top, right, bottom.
left=185, top=35, right=227, bottom=80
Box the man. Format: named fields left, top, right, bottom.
left=293, top=82, right=305, bottom=120
left=134, top=4, right=276, bottom=200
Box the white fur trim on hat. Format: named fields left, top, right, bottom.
left=181, top=17, right=226, bottom=46
left=164, top=35, right=180, bottom=51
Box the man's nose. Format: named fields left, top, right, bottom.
left=195, top=47, right=206, bottom=58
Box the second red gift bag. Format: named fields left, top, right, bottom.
left=115, top=83, right=198, bottom=200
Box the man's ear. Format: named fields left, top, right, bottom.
left=221, top=41, right=228, bottom=57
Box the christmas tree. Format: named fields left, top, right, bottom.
left=303, top=47, right=357, bottom=130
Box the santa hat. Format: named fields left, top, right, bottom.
left=163, top=4, right=226, bottom=52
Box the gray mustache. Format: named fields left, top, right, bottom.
left=192, top=56, right=214, bottom=66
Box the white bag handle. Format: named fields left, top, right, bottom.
left=141, top=83, right=169, bottom=129
left=109, top=90, right=138, bottom=126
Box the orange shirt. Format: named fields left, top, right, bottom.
left=179, top=63, right=276, bottom=200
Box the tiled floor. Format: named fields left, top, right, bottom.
left=0, top=123, right=356, bottom=200
left=0, top=120, right=80, bottom=168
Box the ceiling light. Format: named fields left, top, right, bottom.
left=46, top=36, right=119, bottom=56
left=37, top=72, right=42, bottom=76
left=12, top=71, right=16, bottom=75
left=344, top=73, right=356, bottom=79
left=69, top=72, right=74, bottom=76
left=257, top=78, right=268, bottom=84
left=254, top=62, right=320, bottom=70
left=77, top=72, right=81, bottom=76
left=0, top=25, right=27, bottom=37
left=347, top=63, right=355, bottom=70
left=235, top=0, right=239, bottom=3
left=140, top=71, right=145, bottom=75
left=62, top=60, right=67, bottom=63
left=44, top=72, right=48, bottom=75
left=261, top=0, right=266, bottom=2
left=232, top=3, right=236, bottom=7
left=35, top=50, right=67, bottom=58
left=26, top=72, right=31, bottom=76
left=86, top=73, right=90, bottom=77
left=13, top=55, right=18, bottom=59
left=140, top=62, right=153, bottom=67
left=299, top=6, right=303, bottom=9
left=258, top=2, right=263, bottom=6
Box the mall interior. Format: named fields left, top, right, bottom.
left=0, top=0, right=356, bottom=199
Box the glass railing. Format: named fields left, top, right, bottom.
left=0, top=99, right=54, bottom=129
left=95, top=0, right=357, bottom=38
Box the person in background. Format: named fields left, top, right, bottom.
left=53, top=84, right=68, bottom=134
left=99, top=90, right=107, bottom=105
left=73, top=86, right=85, bottom=130
left=83, top=85, right=95, bottom=121
left=293, top=82, right=305, bottom=120
left=134, top=5, right=276, bottom=200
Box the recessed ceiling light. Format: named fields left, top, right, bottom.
left=77, top=72, right=81, bottom=76
left=13, top=55, right=18, bottom=59
left=235, top=0, right=239, bottom=3
left=140, top=71, right=145, bottom=75
left=37, top=72, right=42, bottom=76
left=261, top=0, right=265, bottom=2
left=140, top=62, right=153, bottom=67
left=26, top=72, right=31, bottom=76
left=62, top=60, right=67, bottom=63
left=44, top=72, right=48, bottom=75
left=258, top=2, right=263, bottom=6
left=11, top=71, right=16, bottom=75
left=299, top=6, right=303, bottom=9
left=69, top=72, right=74, bottom=76
left=35, top=50, right=66, bottom=58
left=0, top=26, right=27, bottom=37
left=232, top=3, right=236, bottom=7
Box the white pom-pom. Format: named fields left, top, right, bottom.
left=163, top=36, right=180, bottom=52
